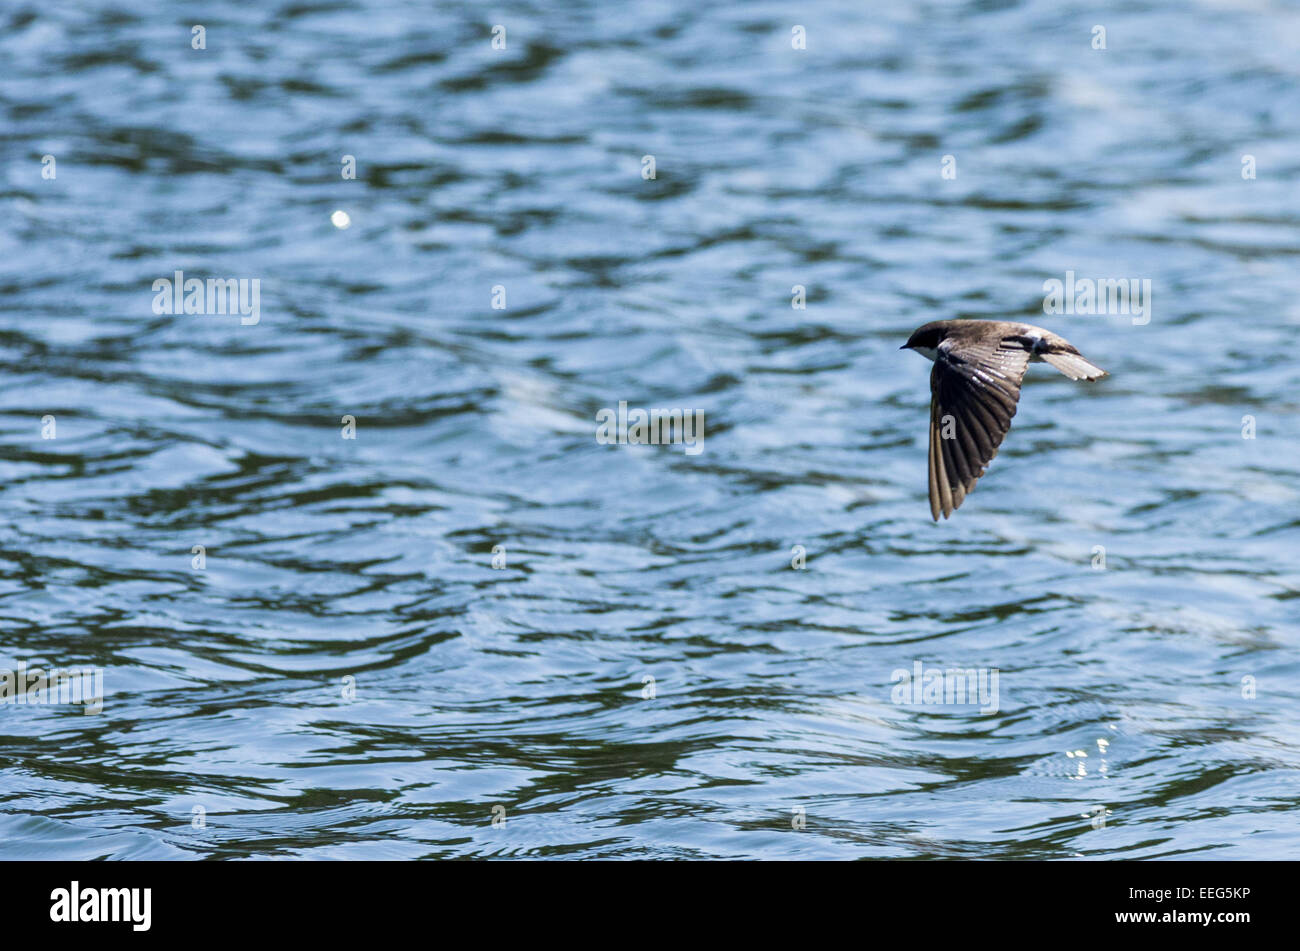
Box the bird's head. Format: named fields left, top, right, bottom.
left=900, top=322, right=947, bottom=356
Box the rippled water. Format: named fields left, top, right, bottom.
left=2, top=0, right=1298, bottom=859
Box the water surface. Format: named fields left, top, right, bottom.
left=1, top=0, right=1298, bottom=859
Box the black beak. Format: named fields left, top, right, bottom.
left=899, top=344, right=910, bottom=350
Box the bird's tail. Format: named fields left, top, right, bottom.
left=1042, top=349, right=1107, bottom=381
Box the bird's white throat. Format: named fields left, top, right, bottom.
left=913, top=346, right=939, bottom=362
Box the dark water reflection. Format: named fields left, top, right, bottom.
left=1, top=0, right=1298, bottom=858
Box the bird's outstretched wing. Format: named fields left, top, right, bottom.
left=928, top=337, right=1031, bottom=520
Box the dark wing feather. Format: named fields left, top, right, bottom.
left=927, top=337, right=1031, bottom=520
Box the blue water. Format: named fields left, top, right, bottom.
left=1, top=0, right=1298, bottom=859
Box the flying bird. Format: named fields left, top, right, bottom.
left=900, top=320, right=1108, bottom=520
